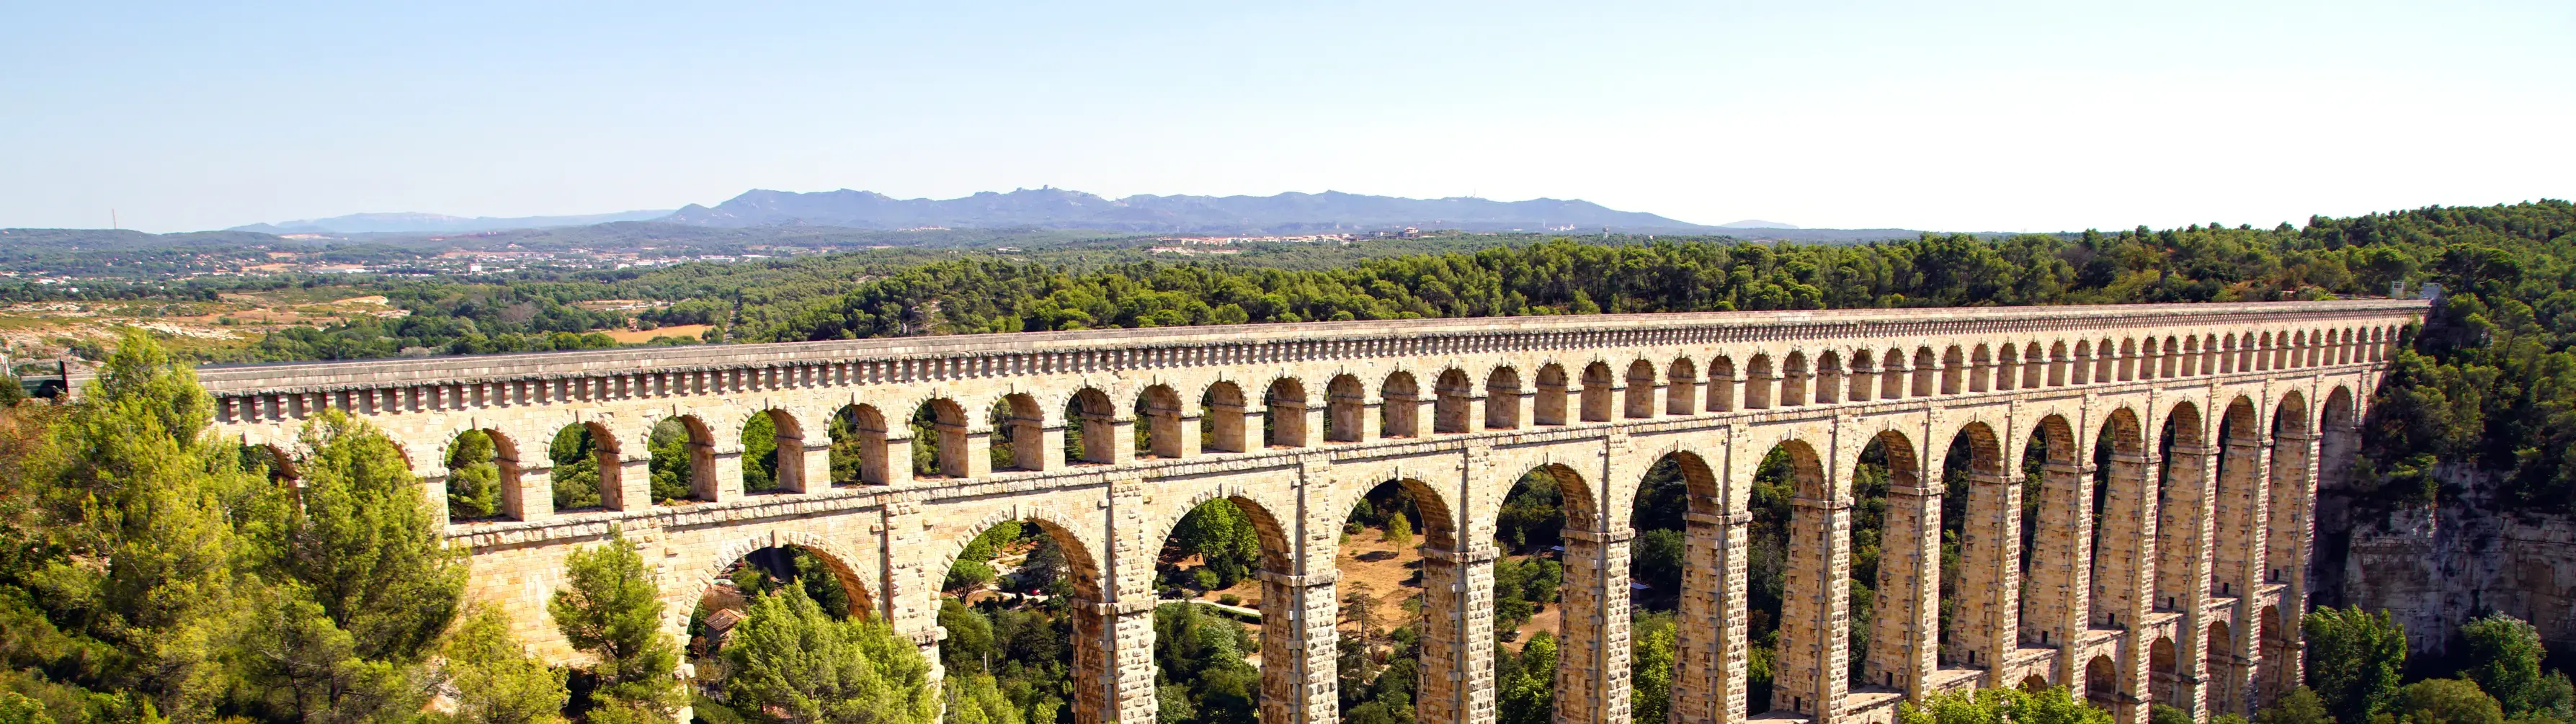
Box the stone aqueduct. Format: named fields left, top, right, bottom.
left=197, top=300, right=2427, bottom=724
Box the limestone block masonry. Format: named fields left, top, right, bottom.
left=191, top=300, right=2424, bottom=724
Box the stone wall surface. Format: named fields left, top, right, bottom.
left=2331, top=483, right=2576, bottom=658
left=187, top=300, right=2425, bottom=724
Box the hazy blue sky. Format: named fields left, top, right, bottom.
left=4, top=1, right=2570, bottom=233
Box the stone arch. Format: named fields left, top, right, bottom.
left=2180, top=336, right=2201, bottom=376
left=1146, top=486, right=1297, bottom=576
left=2019, top=340, right=2040, bottom=386
left=2258, top=603, right=2294, bottom=705
left=1435, top=367, right=1476, bottom=434
left=1992, top=343, right=2017, bottom=391
left=1882, top=349, right=1909, bottom=400
left=1066, top=387, right=1118, bottom=464
left=443, top=426, right=522, bottom=520
left=1844, top=349, right=1874, bottom=403
left=1624, top=359, right=1659, bottom=419
left=1146, top=488, right=1308, bottom=724
left=2073, top=340, right=2096, bottom=385
left=1487, top=365, right=1525, bottom=429
left=1325, top=374, right=1367, bottom=443
left=1378, top=372, right=1420, bottom=439
left=932, top=509, right=1107, bottom=602
left=2154, top=401, right=2207, bottom=612
left=1937, top=345, right=1958, bottom=394
left=2118, top=339, right=2139, bottom=380
left=2097, top=337, right=2118, bottom=382
left=2049, top=341, right=2071, bottom=386
left=1203, top=380, right=1250, bottom=452
left=544, top=419, right=620, bottom=510
left=1137, top=384, right=1187, bottom=458
left=2087, top=407, right=2152, bottom=630
left=2020, top=674, right=2051, bottom=692
left=651, top=413, right=718, bottom=500
left=2208, top=619, right=2240, bottom=716
left=910, top=399, right=968, bottom=478
left=2203, top=334, right=2221, bottom=375
left=1667, top=357, right=1701, bottom=416
left=1781, top=351, right=1810, bottom=406
left=1922, top=346, right=1946, bottom=396
left=2149, top=635, right=2181, bottom=707
left=1744, top=355, right=1775, bottom=410
left=2237, top=332, right=2258, bottom=372
left=2162, top=336, right=2183, bottom=377
left=2019, top=414, right=2084, bottom=649
left=738, top=407, right=806, bottom=493
left=1812, top=351, right=1843, bottom=405
left=1536, top=362, right=1572, bottom=425
left=830, top=403, right=891, bottom=485
left=1265, top=377, right=1309, bottom=447
left=1708, top=355, right=1738, bottom=412
left=2265, top=390, right=2311, bottom=586
left=2212, top=396, right=2263, bottom=599
left=1942, top=419, right=2010, bottom=669
left=2084, top=654, right=2118, bottom=710
left=1767, top=436, right=1837, bottom=715
left=991, top=393, right=1046, bottom=471
left=1582, top=361, right=1618, bottom=421
left=1860, top=428, right=1928, bottom=692
left=691, top=530, right=880, bottom=621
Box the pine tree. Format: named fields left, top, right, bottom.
left=445, top=429, right=501, bottom=519
left=723, top=584, right=935, bottom=724
left=437, top=604, right=569, bottom=724
left=254, top=408, right=467, bottom=663
left=551, top=528, right=683, bottom=722
left=2461, top=614, right=2575, bottom=722
left=2305, top=606, right=2408, bottom=724
left=1382, top=513, right=1413, bottom=548
left=1631, top=612, right=1676, bottom=724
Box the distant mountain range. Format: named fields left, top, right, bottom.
left=658, top=187, right=1716, bottom=233
left=218, top=188, right=1850, bottom=237
left=228, top=210, right=672, bottom=235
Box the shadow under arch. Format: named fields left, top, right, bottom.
left=2154, top=400, right=2206, bottom=614
left=2086, top=407, right=2150, bottom=631
left=2018, top=413, right=2083, bottom=650
left=1754, top=437, right=1837, bottom=717
left=1940, top=420, right=2009, bottom=670
left=2212, top=396, right=2263, bottom=599
left=1857, top=428, right=1927, bottom=692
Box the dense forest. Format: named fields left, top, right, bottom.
left=5, top=201, right=2576, bottom=724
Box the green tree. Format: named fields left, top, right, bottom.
left=1497, top=633, right=1557, bottom=724
left=22, top=329, right=257, bottom=719
left=945, top=672, right=1022, bottom=724
left=436, top=604, right=569, bottom=724
left=549, top=425, right=602, bottom=511
left=2461, top=614, right=2575, bottom=722
left=2384, top=679, right=2505, bottom=724
left=649, top=419, right=696, bottom=504
left=551, top=528, right=683, bottom=722
left=1382, top=513, right=1412, bottom=548
left=250, top=409, right=466, bottom=663
left=445, top=429, right=502, bottom=519
left=1898, top=687, right=2112, bottom=724
left=2258, top=688, right=2336, bottom=724
left=1631, top=612, right=1677, bottom=724
left=724, top=584, right=936, bottom=724
left=2307, top=606, right=2408, bottom=724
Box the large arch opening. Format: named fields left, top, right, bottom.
left=2088, top=409, right=2150, bottom=630
left=1940, top=422, right=2008, bottom=670
left=2265, top=393, right=2312, bottom=586
left=1629, top=451, right=1721, bottom=724
left=738, top=408, right=801, bottom=493
left=2018, top=416, right=2084, bottom=649
left=648, top=416, right=713, bottom=504
left=546, top=421, right=618, bottom=511
left=2149, top=635, right=2180, bottom=707
left=683, top=543, right=879, bottom=723
left=1065, top=388, right=1118, bottom=465
left=1489, top=464, right=1597, bottom=724
left=828, top=403, right=891, bottom=485
left=934, top=518, right=1105, bottom=724
left=2212, top=398, right=2263, bottom=599
left=1204, top=382, right=1249, bottom=453
left=2154, top=403, right=2208, bottom=613
left=444, top=427, right=520, bottom=520
left=2084, top=655, right=2118, bottom=711
left=1857, top=431, right=1923, bottom=692
left=1337, top=478, right=1457, bottom=724
left=1154, top=495, right=1294, bottom=724
left=910, top=399, right=970, bottom=478
left=2310, top=388, right=2360, bottom=607
left=989, top=393, right=1040, bottom=471
left=1753, top=439, right=1832, bottom=715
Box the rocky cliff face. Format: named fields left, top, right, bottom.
left=2319, top=474, right=2576, bottom=658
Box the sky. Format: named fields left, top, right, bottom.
left=2, top=1, right=2571, bottom=234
